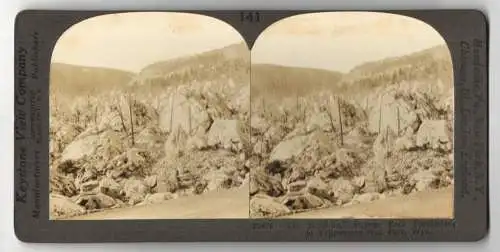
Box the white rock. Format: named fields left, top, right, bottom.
left=207, top=119, right=248, bottom=152
left=158, top=93, right=211, bottom=134
left=270, top=135, right=309, bottom=161
left=416, top=120, right=452, bottom=151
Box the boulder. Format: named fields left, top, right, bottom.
left=265, top=160, right=287, bottom=175
left=252, top=140, right=268, bottom=156
left=94, top=193, right=117, bottom=209
left=306, top=112, right=333, bottom=132
left=250, top=114, right=270, bottom=133
left=335, top=148, right=362, bottom=176
left=287, top=168, right=306, bottom=184
left=155, top=169, right=179, bottom=193
left=351, top=176, right=366, bottom=189
left=52, top=124, right=80, bottom=147
left=308, top=130, right=337, bottom=154
left=123, top=178, right=149, bottom=203
left=282, top=193, right=326, bottom=210
left=191, top=180, right=208, bottom=195
left=230, top=84, right=250, bottom=114
left=185, top=133, right=209, bottom=151
left=250, top=194, right=290, bottom=217
left=306, top=177, right=331, bottom=200
left=143, top=192, right=176, bottom=205
left=207, top=119, right=248, bottom=152
left=50, top=194, right=86, bottom=218
left=410, top=170, right=440, bottom=192
left=203, top=169, right=233, bottom=191
left=110, top=169, right=125, bottom=180
left=158, top=93, right=212, bottom=134
left=352, top=192, right=382, bottom=204
left=79, top=180, right=100, bottom=193
left=135, top=127, right=163, bottom=150
left=240, top=173, right=250, bottom=188
left=177, top=171, right=196, bottom=189
left=61, top=130, right=122, bottom=164
left=124, top=148, right=147, bottom=171
left=250, top=170, right=285, bottom=197
left=249, top=176, right=259, bottom=195
left=361, top=161, right=388, bottom=193
left=270, top=135, right=309, bottom=162
left=301, top=193, right=326, bottom=209
left=55, top=159, right=79, bottom=174
left=74, top=167, right=98, bottom=189
left=60, top=135, right=100, bottom=163
left=264, top=126, right=286, bottom=146
left=99, top=177, right=123, bottom=199
left=75, top=193, right=116, bottom=210
left=144, top=175, right=158, bottom=188
left=97, top=110, right=127, bottom=132
left=50, top=173, right=77, bottom=197
left=394, top=134, right=417, bottom=152
left=416, top=120, right=452, bottom=152
left=287, top=180, right=307, bottom=193
left=367, top=95, right=421, bottom=134
left=329, top=178, right=356, bottom=204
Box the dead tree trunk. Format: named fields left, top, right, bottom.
left=378, top=96, right=383, bottom=135
left=385, top=126, right=390, bottom=159
left=337, top=97, right=344, bottom=146
left=94, top=106, right=98, bottom=124
left=325, top=100, right=335, bottom=134
left=170, top=90, right=175, bottom=133
left=262, top=97, right=266, bottom=116
left=397, top=106, right=400, bottom=136
left=188, top=103, right=192, bottom=135
left=303, top=98, right=306, bottom=123
left=117, top=103, right=127, bottom=134
left=155, top=95, right=161, bottom=117
left=128, top=95, right=135, bottom=146
left=295, top=94, right=300, bottom=122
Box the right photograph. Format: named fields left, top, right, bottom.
left=249, top=12, right=454, bottom=219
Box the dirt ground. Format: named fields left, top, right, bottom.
left=286, top=187, right=453, bottom=219
left=62, top=186, right=453, bottom=220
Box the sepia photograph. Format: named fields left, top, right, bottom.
left=48, top=11, right=455, bottom=221
left=249, top=12, right=454, bottom=219
left=49, top=12, right=251, bottom=220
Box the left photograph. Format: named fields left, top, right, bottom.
left=49, top=12, right=251, bottom=220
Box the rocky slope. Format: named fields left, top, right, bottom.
left=49, top=44, right=251, bottom=219
left=248, top=46, right=454, bottom=218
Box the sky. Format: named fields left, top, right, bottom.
left=52, top=12, right=448, bottom=73
left=252, top=12, right=448, bottom=72
left=51, top=12, right=245, bottom=73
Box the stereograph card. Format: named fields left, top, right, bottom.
left=13, top=9, right=489, bottom=242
